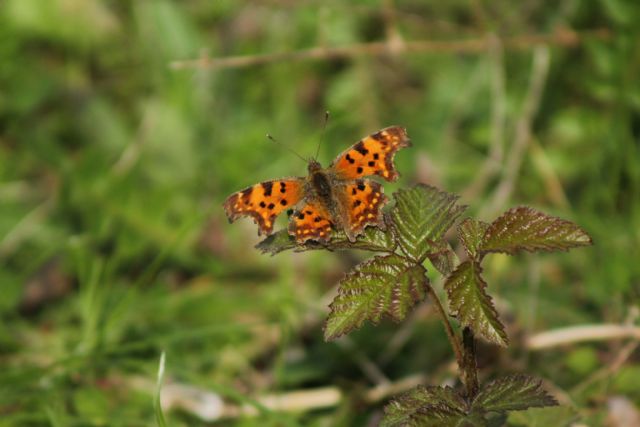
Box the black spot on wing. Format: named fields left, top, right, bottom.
left=262, top=182, right=273, bottom=196
left=354, top=141, right=369, bottom=156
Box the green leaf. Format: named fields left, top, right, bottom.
left=390, top=184, right=466, bottom=262
left=324, top=255, right=427, bottom=341
left=255, top=222, right=395, bottom=256
left=426, top=239, right=457, bottom=276
left=255, top=229, right=299, bottom=255
left=480, top=207, right=592, bottom=256
left=382, top=385, right=471, bottom=427
left=444, top=261, right=508, bottom=346
left=458, top=218, right=490, bottom=259
left=472, top=375, right=557, bottom=414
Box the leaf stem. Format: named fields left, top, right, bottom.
left=425, top=284, right=464, bottom=374
left=462, top=327, right=479, bottom=398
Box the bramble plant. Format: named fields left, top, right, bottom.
left=257, top=184, right=592, bottom=426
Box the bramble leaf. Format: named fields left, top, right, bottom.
left=255, top=223, right=395, bottom=256
left=255, top=229, right=298, bottom=255
left=390, top=184, right=466, bottom=262
left=382, top=385, right=471, bottom=427
left=324, top=254, right=427, bottom=341
left=458, top=218, right=490, bottom=259
left=472, top=375, right=557, bottom=414
left=480, top=207, right=592, bottom=256
left=444, top=261, right=508, bottom=346
left=426, top=239, right=457, bottom=276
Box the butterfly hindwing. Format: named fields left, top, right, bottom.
left=330, top=126, right=411, bottom=182
left=337, top=179, right=388, bottom=241
left=223, top=178, right=304, bottom=236
left=288, top=200, right=333, bottom=243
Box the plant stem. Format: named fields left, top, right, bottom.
left=425, top=284, right=464, bottom=373
left=462, top=327, right=479, bottom=398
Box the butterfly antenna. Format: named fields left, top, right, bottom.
left=314, top=110, right=330, bottom=161
left=266, top=134, right=307, bottom=163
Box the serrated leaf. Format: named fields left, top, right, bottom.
left=426, top=239, right=457, bottom=276
left=382, top=385, right=471, bottom=427
left=255, top=229, right=299, bottom=255
left=390, top=184, right=466, bottom=262
left=444, top=261, right=508, bottom=346
left=472, top=375, right=557, bottom=414
left=480, top=207, right=592, bottom=256
left=458, top=218, right=490, bottom=259
left=324, top=255, right=427, bottom=341
left=255, top=223, right=395, bottom=256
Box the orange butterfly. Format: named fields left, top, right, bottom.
left=223, top=126, right=411, bottom=243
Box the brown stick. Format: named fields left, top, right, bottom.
left=170, top=28, right=610, bottom=71
left=462, top=327, right=479, bottom=398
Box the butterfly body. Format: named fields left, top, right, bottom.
left=224, top=126, right=410, bottom=244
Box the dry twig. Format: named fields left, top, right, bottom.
left=527, top=324, right=640, bottom=350
left=170, top=29, right=608, bottom=71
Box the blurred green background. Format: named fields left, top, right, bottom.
left=1, top=1, right=639, bottom=426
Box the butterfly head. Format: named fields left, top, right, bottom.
left=307, top=159, right=323, bottom=174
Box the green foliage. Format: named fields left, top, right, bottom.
left=256, top=220, right=396, bottom=255
left=324, top=255, right=427, bottom=341
left=381, top=385, right=469, bottom=427
left=507, top=406, right=578, bottom=427
left=390, top=185, right=466, bottom=263
left=458, top=218, right=489, bottom=260
left=471, top=375, right=557, bottom=413
left=480, top=207, right=592, bottom=256
left=382, top=375, right=557, bottom=426
left=445, top=261, right=508, bottom=347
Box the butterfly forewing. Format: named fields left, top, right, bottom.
left=330, top=126, right=411, bottom=181
left=223, top=178, right=304, bottom=236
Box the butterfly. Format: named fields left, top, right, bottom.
left=223, top=126, right=411, bottom=243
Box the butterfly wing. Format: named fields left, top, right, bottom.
left=330, top=126, right=411, bottom=181
left=223, top=178, right=304, bottom=236
left=335, top=179, right=388, bottom=241
left=288, top=199, right=333, bottom=243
